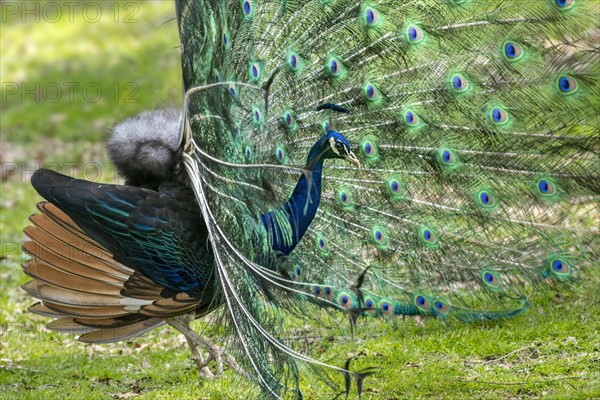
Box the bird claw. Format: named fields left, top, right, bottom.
left=166, top=314, right=248, bottom=381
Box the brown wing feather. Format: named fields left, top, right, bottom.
left=23, top=261, right=123, bottom=296
left=30, top=208, right=117, bottom=266
left=73, top=314, right=149, bottom=329
left=23, top=226, right=130, bottom=281
left=78, top=319, right=165, bottom=343
left=139, top=291, right=203, bottom=316
left=22, top=240, right=125, bottom=284
left=121, top=271, right=166, bottom=300
left=22, top=201, right=204, bottom=343
left=37, top=202, right=84, bottom=233
left=22, top=281, right=124, bottom=307
left=28, top=301, right=63, bottom=318
left=43, top=302, right=132, bottom=318
left=47, top=317, right=97, bottom=334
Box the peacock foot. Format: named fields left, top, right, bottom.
left=166, top=314, right=247, bottom=380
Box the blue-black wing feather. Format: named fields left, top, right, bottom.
left=31, top=169, right=214, bottom=295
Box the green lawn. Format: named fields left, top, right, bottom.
left=1, top=1, right=599, bottom=399
left=0, top=264, right=598, bottom=399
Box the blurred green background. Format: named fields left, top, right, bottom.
left=1, top=2, right=598, bottom=399
left=1, top=0, right=181, bottom=144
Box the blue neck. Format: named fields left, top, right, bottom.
left=260, top=140, right=326, bottom=257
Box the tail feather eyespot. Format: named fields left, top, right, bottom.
left=451, top=74, right=469, bottom=92
left=554, top=0, right=574, bottom=10
left=379, top=300, right=394, bottom=317
left=407, top=25, right=424, bottom=43
left=364, top=298, right=376, bottom=316
left=503, top=41, right=523, bottom=61
left=557, top=76, right=578, bottom=94
left=338, top=293, right=353, bottom=310
left=414, top=294, right=431, bottom=312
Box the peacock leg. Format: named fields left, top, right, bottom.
left=166, top=314, right=215, bottom=378
left=166, top=314, right=247, bottom=379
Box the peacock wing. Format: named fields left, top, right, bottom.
left=30, top=169, right=215, bottom=297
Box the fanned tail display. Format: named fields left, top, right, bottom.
left=22, top=0, right=599, bottom=398
left=176, top=0, right=599, bottom=395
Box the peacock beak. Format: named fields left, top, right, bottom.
left=344, top=151, right=360, bottom=168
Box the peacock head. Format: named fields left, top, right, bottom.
left=317, top=131, right=360, bottom=168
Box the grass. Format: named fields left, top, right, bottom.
left=0, top=276, right=598, bottom=399
left=1, top=1, right=599, bottom=399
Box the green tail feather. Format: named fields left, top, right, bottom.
left=177, top=0, right=599, bottom=396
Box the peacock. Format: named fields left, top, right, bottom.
left=21, top=0, right=599, bottom=398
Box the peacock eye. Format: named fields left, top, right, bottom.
left=282, top=110, right=297, bottom=131
left=364, top=83, right=381, bottom=102
left=313, top=286, right=322, bottom=297
left=361, top=139, right=379, bottom=159
left=275, top=146, right=287, bottom=164
left=371, top=226, right=388, bottom=249
left=228, top=83, right=237, bottom=97
left=437, top=148, right=458, bottom=167
left=552, top=260, right=564, bottom=272
left=335, top=142, right=343, bottom=150
left=249, top=61, right=263, bottom=82
left=557, top=75, right=578, bottom=94
left=477, top=190, right=496, bottom=208
left=327, top=57, right=344, bottom=78
left=363, top=7, right=380, bottom=27
left=407, top=25, right=424, bottom=43
left=315, top=234, right=330, bottom=256
left=481, top=192, right=490, bottom=204
left=242, top=0, right=253, bottom=17
left=338, top=189, right=352, bottom=207
left=338, top=293, right=353, bottom=309
left=545, top=255, right=574, bottom=280
left=435, top=301, right=448, bottom=313
left=554, top=0, right=574, bottom=9
left=418, top=226, right=439, bottom=247
left=379, top=301, right=393, bottom=317
left=489, top=106, right=509, bottom=125
left=403, top=109, right=421, bottom=127
left=324, top=287, right=334, bottom=301
left=451, top=74, right=469, bottom=92
left=481, top=270, right=501, bottom=289
left=288, top=51, right=301, bottom=72
left=414, top=294, right=431, bottom=311
left=536, top=178, right=557, bottom=197
left=503, top=41, right=523, bottom=61
left=386, top=178, right=406, bottom=200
